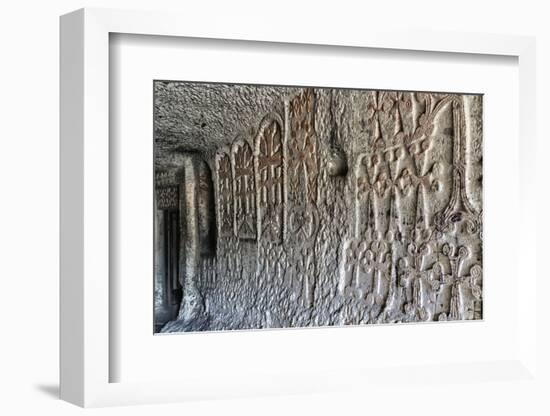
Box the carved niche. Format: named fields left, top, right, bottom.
left=256, top=113, right=285, bottom=244
left=232, top=139, right=257, bottom=240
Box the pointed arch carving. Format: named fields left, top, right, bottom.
left=255, top=112, right=285, bottom=244
left=232, top=137, right=257, bottom=240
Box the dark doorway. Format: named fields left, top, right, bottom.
left=163, top=208, right=182, bottom=310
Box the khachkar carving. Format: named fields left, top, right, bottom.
left=232, top=139, right=257, bottom=240
left=256, top=113, right=285, bottom=244
left=156, top=185, right=179, bottom=210
left=216, top=153, right=234, bottom=238
left=342, top=91, right=482, bottom=322
left=198, top=257, right=216, bottom=289
left=286, top=89, right=320, bottom=308
left=339, top=239, right=392, bottom=318
left=288, top=88, right=319, bottom=205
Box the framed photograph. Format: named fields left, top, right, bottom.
left=60, top=7, right=539, bottom=408
left=152, top=80, right=483, bottom=335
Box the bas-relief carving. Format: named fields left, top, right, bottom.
left=232, top=138, right=257, bottom=240
left=216, top=153, right=233, bottom=238
left=338, top=92, right=483, bottom=323
left=256, top=115, right=285, bottom=244
left=156, top=83, right=482, bottom=333
left=156, top=185, right=179, bottom=210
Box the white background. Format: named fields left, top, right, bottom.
left=1, top=0, right=548, bottom=415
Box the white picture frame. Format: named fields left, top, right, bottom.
left=60, top=7, right=539, bottom=408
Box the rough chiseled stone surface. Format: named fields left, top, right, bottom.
left=154, top=81, right=483, bottom=333
left=154, top=82, right=299, bottom=168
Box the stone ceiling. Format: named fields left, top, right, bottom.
left=154, top=81, right=299, bottom=168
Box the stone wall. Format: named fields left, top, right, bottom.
left=157, top=85, right=483, bottom=332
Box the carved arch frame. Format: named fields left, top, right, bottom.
left=254, top=112, right=287, bottom=244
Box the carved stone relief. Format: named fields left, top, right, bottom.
left=156, top=185, right=179, bottom=210
left=232, top=139, right=257, bottom=240
left=216, top=153, right=233, bottom=238
left=153, top=81, right=482, bottom=333
left=256, top=114, right=285, bottom=244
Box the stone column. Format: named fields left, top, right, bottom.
left=177, top=155, right=205, bottom=323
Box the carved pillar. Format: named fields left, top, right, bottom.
left=177, top=155, right=205, bottom=322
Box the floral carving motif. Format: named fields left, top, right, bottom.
left=233, top=140, right=256, bottom=240
left=257, top=115, right=285, bottom=243
left=288, top=89, right=318, bottom=205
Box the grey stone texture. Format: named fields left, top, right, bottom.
left=154, top=81, right=483, bottom=333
